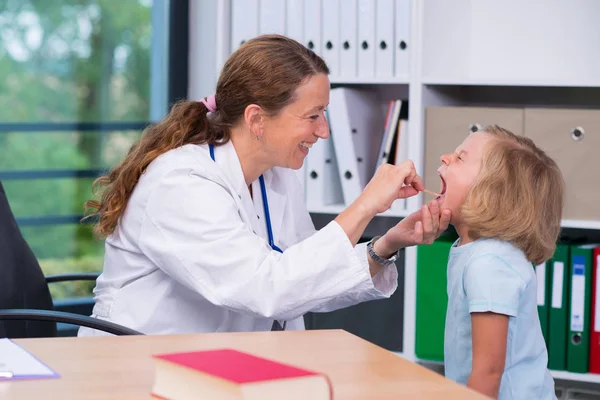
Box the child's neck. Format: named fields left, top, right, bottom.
left=455, top=223, right=474, bottom=247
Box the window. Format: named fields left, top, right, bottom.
left=0, top=0, right=183, bottom=299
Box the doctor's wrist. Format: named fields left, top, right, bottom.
left=372, top=235, right=396, bottom=259
left=335, top=197, right=377, bottom=247
left=353, top=196, right=380, bottom=220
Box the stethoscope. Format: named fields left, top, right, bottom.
left=209, top=144, right=283, bottom=254
left=209, top=144, right=286, bottom=331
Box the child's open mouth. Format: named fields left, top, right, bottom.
left=437, top=173, right=447, bottom=201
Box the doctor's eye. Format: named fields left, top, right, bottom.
left=310, top=114, right=319, bottom=121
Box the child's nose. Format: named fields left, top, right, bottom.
left=440, top=153, right=452, bottom=165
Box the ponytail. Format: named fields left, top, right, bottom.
left=84, top=100, right=229, bottom=237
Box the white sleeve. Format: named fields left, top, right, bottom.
left=138, top=168, right=397, bottom=321
left=308, top=241, right=398, bottom=313
left=288, top=172, right=398, bottom=313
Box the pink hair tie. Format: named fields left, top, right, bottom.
left=200, top=94, right=217, bottom=113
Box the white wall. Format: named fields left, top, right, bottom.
left=188, top=0, right=224, bottom=101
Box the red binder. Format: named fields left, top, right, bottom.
left=589, top=247, right=600, bottom=374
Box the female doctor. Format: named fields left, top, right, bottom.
left=78, top=34, right=450, bottom=336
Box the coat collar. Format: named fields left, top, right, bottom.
left=209, top=140, right=245, bottom=198
left=210, top=141, right=287, bottom=251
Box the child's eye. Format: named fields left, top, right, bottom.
left=457, top=156, right=463, bottom=161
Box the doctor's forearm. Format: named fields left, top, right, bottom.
left=335, top=201, right=386, bottom=277
left=334, top=200, right=375, bottom=246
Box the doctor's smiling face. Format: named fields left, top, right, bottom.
left=260, top=73, right=331, bottom=170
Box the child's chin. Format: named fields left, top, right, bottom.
left=436, top=194, right=447, bottom=209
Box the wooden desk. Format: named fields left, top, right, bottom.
left=1, top=329, right=487, bottom=399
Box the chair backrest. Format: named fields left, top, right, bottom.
left=0, top=181, right=56, bottom=338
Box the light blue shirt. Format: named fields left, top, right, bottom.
left=444, top=238, right=557, bottom=400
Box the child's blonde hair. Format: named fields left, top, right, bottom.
left=461, top=125, right=564, bottom=265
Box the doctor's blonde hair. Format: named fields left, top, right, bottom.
left=461, top=125, right=564, bottom=265
left=84, top=34, right=329, bottom=237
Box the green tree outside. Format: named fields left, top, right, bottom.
left=0, top=0, right=155, bottom=298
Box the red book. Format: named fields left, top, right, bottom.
left=590, top=247, right=600, bottom=373
left=151, top=349, right=333, bottom=399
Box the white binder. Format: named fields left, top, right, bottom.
left=303, top=0, right=322, bottom=55
left=305, top=134, right=327, bottom=211
left=339, top=0, right=358, bottom=78
left=375, top=0, right=395, bottom=78
left=375, top=100, right=402, bottom=169
left=357, top=0, right=376, bottom=77
left=390, top=118, right=410, bottom=212
left=394, top=0, right=411, bottom=78
left=259, top=0, right=286, bottom=35
left=328, top=88, right=386, bottom=205
left=394, top=119, right=410, bottom=167
left=285, top=0, right=304, bottom=43
left=321, top=0, right=341, bottom=76
left=231, top=0, right=259, bottom=52
left=322, top=135, right=344, bottom=206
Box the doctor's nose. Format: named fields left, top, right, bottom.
left=315, top=117, right=330, bottom=139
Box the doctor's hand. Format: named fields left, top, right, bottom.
left=373, top=200, right=451, bottom=255
left=357, top=161, right=423, bottom=216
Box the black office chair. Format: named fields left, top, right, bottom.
left=0, top=180, right=141, bottom=338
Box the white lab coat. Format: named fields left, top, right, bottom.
left=78, top=141, right=397, bottom=336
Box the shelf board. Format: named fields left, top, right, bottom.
left=392, top=351, right=415, bottom=362
left=330, top=76, right=409, bottom=85
left=307, top=211, right=598, bottom=229
left=308, top=205, right=409, bottom=218
left=307, top=204, right=345, bottom=215
left=561, top=219, right=600, bottom=230
left=412, top=357, right=600, bottom=384
left=551, top=370, right=600, bottom=384
left=415, top=357, right=443, bottom=366
left=422, top=76, right=600, bottom=88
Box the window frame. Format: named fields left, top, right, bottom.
left=0, top=0, right=189, bottom=229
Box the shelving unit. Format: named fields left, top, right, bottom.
left=421, top=78, right=600, bottom=87
left=207, top=0, right=600, bottom=393
left=307, top=204, right=410, bottom=218
left=562, top=220, right=600, bottom=231
left=552, top=371, right=600, bottom=385
left=329, top=77, right=409, bottom=85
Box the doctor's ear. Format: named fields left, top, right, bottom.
left=244, top=104, right=264, bottom=140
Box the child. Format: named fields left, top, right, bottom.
left=438, top=125, right=563, bottom=399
